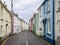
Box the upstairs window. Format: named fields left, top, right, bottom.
left=58, top=0, right=60, bottom=11
left=44, top=4, right=45, bottom=14
left=47, top=0, right=50, bottom=12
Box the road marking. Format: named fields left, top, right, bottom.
left=33, top=34, right=51, bottom=45
left=26, top=39, right=29, bottom=45
left=25, top=32, right=29, bottom=45
left=2, top=35, right=17, bottom=45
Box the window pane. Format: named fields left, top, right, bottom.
left=48, top=19, right=51, bottom=34
left=58, top=1, right=60, bottom=10
left=47, top=0, right=50, bottom=11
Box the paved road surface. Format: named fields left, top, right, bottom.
left=5, top=31, right=48, bottom=45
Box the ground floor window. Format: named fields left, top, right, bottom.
left=47, top=19, right=51, bottom=34
left=0, top=25, right=3, bottom=35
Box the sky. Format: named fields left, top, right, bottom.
left=2, top=0, right=44, bottom=23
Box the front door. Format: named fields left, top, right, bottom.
left=44, top=24, right=46, bottom=36
left=6, top=26, right=7, bottom=35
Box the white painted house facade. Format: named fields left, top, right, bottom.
left=38, top=5, right=44, bottom=36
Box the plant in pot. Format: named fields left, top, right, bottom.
left=0, top=37, right=2, bottom=45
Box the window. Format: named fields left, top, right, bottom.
left=47, top=19, right=51, bottom=34
left=1, top=6, right=2, bottom=15
left=58, top=0, right=60, bottom=11
left=1, top=6, right=3, bottom=15
left=44, top=4, right=45, bottom=13
left=47, top=0, right=50, bottom=12
left=0, top=25, right=3, bottom=35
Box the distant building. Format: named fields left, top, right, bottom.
left=29, top=18, right=33, bottom=32
left=22, top=21, right=29, bottom=31
left=25, top=23, right=29, bottom=30
left=13, top=13, right=18, bottom=34
left=35, top=13, right=40, bottom=36
left=17, top=18, right=21, bottom=33
left=20, top=19, right=24, bottom=31
left=22, top=21, right=25, bottom=31
left=18, top=18, right=23, bottom=32
left=33, top=13, right=39, bottom=35
left=33, top=13, right=36, bottom=34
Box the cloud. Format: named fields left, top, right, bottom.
left=1, top=0, right=44, bottom=23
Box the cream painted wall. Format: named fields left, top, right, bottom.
left=25, top=23, right=29, bottom=30
left=0, top=2, right=11, bottom=37
left=22, top=22, right=27, bottom=31
left=17, top=19, right=22, bottom=33
left=0, top=3, right=1, bottom=36
left=38, top=6, right=43, bottom=36
left=6, top=12, right=11, bottom=35
left=55, top=0, right=60, bottom=40
left=23, top=22, right=25, bottom=31
left=13, top=15, right=18, bottom=34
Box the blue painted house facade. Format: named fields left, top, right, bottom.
left=41, top=0, right=55, bottom=44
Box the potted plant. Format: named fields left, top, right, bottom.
left=0, top=37, right=2, bottom=45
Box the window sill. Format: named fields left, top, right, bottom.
left=1, top=18, right=4, bottom=21
left=47, top=33, right=51, bottom=36
left=46, top=10, right=50, bottom=14
left=56, top=10, right=60, bottom=12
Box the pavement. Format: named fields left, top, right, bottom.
left=3, top=31, right=51, bottom=45
left=56, top=36, right=60, bottom=45
left=56, top=40, right=60, bottom=45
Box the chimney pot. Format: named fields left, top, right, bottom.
left=4, top=1, right=5, bottom=4
left=4, top=1, right=7, bottom=7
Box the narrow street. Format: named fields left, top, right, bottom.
left=5, top=31, right=48, bottom=45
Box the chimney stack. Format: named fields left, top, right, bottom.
left=4, top=1, right=5, bottom=4
left=4, top=1, right=7, bottom=7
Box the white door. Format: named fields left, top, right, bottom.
left=58, top=21, right=60, bottom=36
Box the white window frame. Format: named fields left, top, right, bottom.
left=47, top=0, right=50, bottom=12
left=58, top=0, right=60, bottom=10
left=47, top=19, right=51, bottom=34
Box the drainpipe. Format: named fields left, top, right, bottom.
left=11, top=0, right=13, bottom=34
left=53, top=0, right=55, bottom=45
